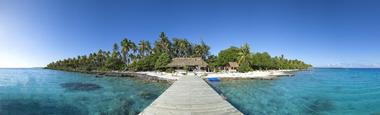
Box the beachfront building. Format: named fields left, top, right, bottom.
left=225, top=62, right=239, bottom=72
left=167, top=57, right=208, bottom=72
left=218, top=62, right=239, bottom=72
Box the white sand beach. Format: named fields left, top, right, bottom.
left=136, top=71, right=182, bottom=80
left=204, top=70, right=296, bottom=79
left=136, top=69, right=297, bottom=81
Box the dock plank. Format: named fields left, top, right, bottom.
left=140, top=76, right=243, bottom=115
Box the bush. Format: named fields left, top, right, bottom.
left=238, top=61, right=253, bottom=72
left=127, top=54, right=160, bottom=71
left=155, top=53, right=171, bottom=71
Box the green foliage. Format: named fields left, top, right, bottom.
left=138, top=40, right=152, bottom=58
left=155, top=53, right=171, bottom=71
left=206, top=55, right=218, bottom=72
left=251, top=52, right=273, bottom=70
left=106, top=43, right=124, bottom=70
left=216, top=44, right=311, bottom=71
left=192, top=41, right=210, bottom=60
left=47, top=50, right=111, bottom=72
left=249, top=52, right=311, bottom=70
left=46, top=32, right=311, bottom=73
left=172, top=38, right=192, bottom=57
left=121, top=38, right=137, bottom=64
left=238, top=61, right=253, bottom=72
left=154, top=32, right=172, bottom=55
left=238, top=43, right=251, bottom=64
left=128, top=54, right=160, bottom=71
left=216, top=46, right=240, bottom=66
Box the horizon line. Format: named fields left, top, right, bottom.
left=2, top=67, right=380, bottom=69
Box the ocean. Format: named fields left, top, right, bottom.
left=0, top=68, right=169, bottom=115
left=208, top=68, right=380, bottom=115
left=1, top=68, right=379, bottom=115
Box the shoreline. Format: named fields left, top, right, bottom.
left=45, top=68, right=301, bottom=82
left=133, top=69, right=300, bottom=81
left=46, top=68, right=176, bottom=84
left=203, top=70, right=297, bottom=80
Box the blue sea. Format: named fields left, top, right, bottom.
left=0, top=68, right=169, bottom=115
left=209, top=68, right=380, bottom=115
left=1, top=68, right=380, bottom=115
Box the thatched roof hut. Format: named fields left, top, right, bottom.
left=167, top=57, right=208, bottom=68
left=228, top=62, right=239, bottom=68
left=222, top=62, right=239, bottom=72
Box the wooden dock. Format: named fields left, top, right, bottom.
left=140, top=76, right=243, bottom=115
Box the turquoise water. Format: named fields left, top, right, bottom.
left=209, top=68, right=380, bottom=115
left=0, top=68, right=169, bottom=115
left=2, top=68, right=380, bottom=115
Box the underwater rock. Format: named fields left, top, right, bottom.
left=139, top=91, right=159, bottom=100
left=106, top=99, right=138, bottom=115
left=95, top=75, right=103, bottom=78
left=121, top=99, right=138, bottom=115
left=0, top=99, right=83, bottom=115
left=60, top=82, right=102, bottom=91
left=305, top=98, right=335, bottom=114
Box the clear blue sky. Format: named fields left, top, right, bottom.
left=1, top=0, right=380, bottom=68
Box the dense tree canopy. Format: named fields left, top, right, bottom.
left=121, top=38, right=136, bottom=65
left=172, top=38, right=192, bottom=57
left=46, top=32, right=311, bottom=72
left=215, top=46, right=241, bottom=67
left=138, top=40, right=152, bottom=58
left=154, top=32, right=172, bottom=55
left=192, top=41, right=210, bottom=60
left=154, top=53, right=171, bottom=71
left=213, top=45, right=312, bottom=72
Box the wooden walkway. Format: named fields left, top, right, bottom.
left=140, top=76, right=243, bottom=115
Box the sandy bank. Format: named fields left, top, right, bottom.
left=135, top=69, right=298, bottom=81
left=204, top=70, right=296, bottom=80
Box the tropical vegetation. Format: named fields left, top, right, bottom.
left=46, top=32, right=311, bottom=72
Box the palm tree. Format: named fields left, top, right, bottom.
left=193, top=40, right=210, bottom=59
left=121, top=38, right=136, bottom=65
left=173, top=38, right=192, bottom=57
left=154, top=32, right=172, bottom=55
left=238, top=43, right=250, bottom=65
left=96, top=49, right=106, bottom=68
left=130, top=43, right=137, bottom=62
left=138, top=40, right=151, bottom=58
left=129, top=53, right=138, bottom=63
left=112, top=43, right=121, bottom=59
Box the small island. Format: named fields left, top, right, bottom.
left=2, top=0, right=379, bottom=114
left=46, top=32, right=311, bottom=81
left=44, top=32, right=312, bottom=114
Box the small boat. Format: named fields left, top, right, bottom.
left=207, top=77, right=220, bottom=82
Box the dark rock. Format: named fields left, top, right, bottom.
left=139, top=91, right=159, bottom=100
left=60, top=82, right=102, bottom=91
left=0, top=99, right=83, bottom=115
left=107, top=99, right=137, bottom=115
left=305, top=98, right=335, bottom=114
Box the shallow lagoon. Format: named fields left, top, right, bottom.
left=209, top=68, right=380, bottom=115
left=0, top=68, right=169, bottom=115
left=2, top=68, right=380, bottom=115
